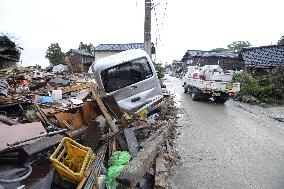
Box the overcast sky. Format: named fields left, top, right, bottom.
left=1, top=0, right=283, bottom=67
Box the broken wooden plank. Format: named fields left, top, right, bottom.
left=116, top=126, right=170, bottom=188
left=19, top=134, right=64, bottom=162
left=155, top=148, right=167, bottom=189
left=0, top=122, right=46, bottom=152
left=83, top=121, right=100, bottom=150
left=54, top=110, right=83, bottom=129
left=19, top=125, right=89, bottom=162
left=65, top=125, right=88, bottom=138
left=0, top=114, right=19, bottom=125
left=62, top=83, right=90, bottom=94
left=75, top=88, right=91, bottom=100
left=89, top=81, right=128, bottom=149
left=132, top=122, right=149, bottom=130
left=102, top=96, right=123, bottom=119
left=124, top=128, right=139, bottom=158
left=89, top=82, right=116, bottom=130
left=81, top=102, right=97, bottom=123
left=139, top=124, right=167, bottom=148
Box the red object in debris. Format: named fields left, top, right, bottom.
left=10, top=79, right=29, bottom=88
left=19, top=79, right=28, bottom=85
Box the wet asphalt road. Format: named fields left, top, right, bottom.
left=164, top=76, right=284, bottom=189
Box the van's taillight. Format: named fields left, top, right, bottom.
left=152, top=99, right=162, bottom=108
left=199, top=76, right=205, bottom=80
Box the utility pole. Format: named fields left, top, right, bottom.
left=144, top=0, right=152, bottom=58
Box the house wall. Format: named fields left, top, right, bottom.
left=94, top=51, right=121, bottom=61
left=0, top=61, right=16, bottom=69
left=191, top=57, right=245, bottom=70
left=67, top=53, right=95, bottom=73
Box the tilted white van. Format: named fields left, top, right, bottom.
left=89, top=49, right=164, bottom=115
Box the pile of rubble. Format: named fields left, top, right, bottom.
left=0, top=67, right=179, bottom=189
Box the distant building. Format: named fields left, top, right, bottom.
left=181, top=50, right=244, bottom=70
left=171, top=60, right=185, bottom=74
left=66, top=49, right=95, bottom=73
left=94, top=43, right=155, bottom=61
left=0, top=35, right=21, bottom=69
left=172, top=60, right=183, bottom=67
left=240, top=44, right=284, bottom=68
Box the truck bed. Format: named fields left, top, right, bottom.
left=186, top=78, right=240, bottom=93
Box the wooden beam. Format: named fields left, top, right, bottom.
left=116, top=126, right=170, bottom=188
left=89, top=82, right=116, bottom=130
left=154, top=148, right=167, bottom=188
left=0, top=114, right=19, bottom=125
left=62, top=83, right=90, bottom=94
left=124, top=128, right=139, bottom=158
left=83, top=121, right=100, bottom=150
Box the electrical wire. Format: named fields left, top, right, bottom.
left=151, top=0, right=168, bottom=62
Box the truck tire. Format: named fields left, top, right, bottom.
left=214, top=97, right=227, bottom=104
left=184, top=86, right=188, bottom=93
left=191, top=89, right=199, bottom=101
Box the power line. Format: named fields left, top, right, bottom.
left=151, top=0, right=168, bottom=62
left=151, top=0, right=168, bottom=42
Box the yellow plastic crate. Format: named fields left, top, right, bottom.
left=49, top=137, right=94, bottom=183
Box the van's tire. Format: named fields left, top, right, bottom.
left=191, top=89, right=200, bottom=101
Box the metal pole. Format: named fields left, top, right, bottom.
left=144, top=0, right=152, bottom=58
left=154, top=37, right=157, bottom=63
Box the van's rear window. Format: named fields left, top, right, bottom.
left=101, top=57, right=153, bottom=93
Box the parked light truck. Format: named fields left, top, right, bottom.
left=89, top=49, right=164, bottom=115
left=182, top=65, right=240, bottom=103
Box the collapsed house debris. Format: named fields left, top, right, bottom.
left=0, top=65, right=179, bottom=189
left=0, top=35, right=21, bottom=69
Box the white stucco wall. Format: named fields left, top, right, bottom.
left=95, top=51, right=121, bottom=61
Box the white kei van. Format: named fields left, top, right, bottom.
left=89, top=49, right=164, bottom=114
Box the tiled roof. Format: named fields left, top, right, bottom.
left=66, top=49, right=94, bottom=57
left=94, top=43, right=145, bottom=51
left=186, top=50, right=239, bottom=59
left=172, top=60, right=183, bottom=64
left=240, top=45, right=284, bottom=67
left=181, top=50, right=240, bottom=62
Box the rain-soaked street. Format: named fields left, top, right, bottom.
left=164, top=75, right=284, bottom=189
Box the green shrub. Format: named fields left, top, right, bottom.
left=154, top=63, right=165, bottom=79
left=233, top=73, right=283, bottom=104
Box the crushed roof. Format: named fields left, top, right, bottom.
left=94, top=43, right=145, bottom=51
left=240, top=44, right=284, bottom=67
